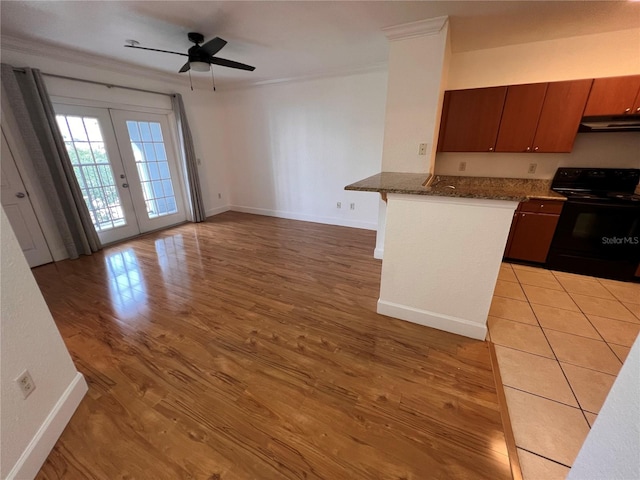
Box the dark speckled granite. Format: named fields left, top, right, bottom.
left=345, top=172, right=566, bottom=202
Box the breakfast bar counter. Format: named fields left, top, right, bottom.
left=345, top=172, right=559, bottom=340
left=345, top=172, right=566, bottom=202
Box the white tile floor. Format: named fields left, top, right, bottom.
left=489, top=263, right=640, bottom=479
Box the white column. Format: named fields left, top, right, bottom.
left=374, top=16, right=451, bottom=257
left=380, top=16, right=451, bottom=173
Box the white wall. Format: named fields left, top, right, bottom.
left=568, top=335, right=640, bottom=480
left=381, top=18, right=450, bottom=174
left=448, top=28, right=640, bottom=90
left=435, top=132, right=640, bottom=179
left=437, top=28, right=640, bottom=178
left=219, top=69, right=387, bottom=230
left=1, top=207, right=87, bottom=479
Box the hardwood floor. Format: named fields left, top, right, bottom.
left=33, top=212, right=512, bottom=479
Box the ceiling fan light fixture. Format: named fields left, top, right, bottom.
left=190, top=61, right=210, bottom=72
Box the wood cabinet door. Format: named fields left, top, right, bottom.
left=583, top=75, right=640, bottom=116
left=495, top=83, right=547, bottom=152
left=634, top=88, right=640, bottom=116
left=437, top=87, right=507, bottom=152
left=506, top=212, right=560, bottom=263
left=533, top=79, right=593, bottom=153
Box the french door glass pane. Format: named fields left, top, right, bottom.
left=125, top=121, right=178, bottom=219
left=56, top=114, right=127, bottom=231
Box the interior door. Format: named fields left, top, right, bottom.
left=1, top=129, right=53, bottom=267
left=110, top=110, right=187, bottom=233
left=55, top=105, right=141, bottom=244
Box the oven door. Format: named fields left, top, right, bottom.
left=547, top=200, right=640, bottom=281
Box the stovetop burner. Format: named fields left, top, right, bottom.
left=552, top=168, right=640, bottom=205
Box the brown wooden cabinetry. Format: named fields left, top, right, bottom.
left=495, top=83, right=547, bottom=152
left=495, top=81, right=594, bottom=153
left=439, top=79, right=591, bottom=154
left=583, top=75, right=640, bottom=116
left=504, top=200, right=564, bottom=264
left=437, top=87, right=507, bottom=152
left=532, top=79, right=593, bottom=153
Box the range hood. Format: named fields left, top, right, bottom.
left=579, top=115, right=640, bottom=132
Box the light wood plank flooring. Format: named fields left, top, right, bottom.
left=33, top=212, right=512, bottom=479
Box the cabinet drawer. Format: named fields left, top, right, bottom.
left=519, top=200, right=564, bottom=214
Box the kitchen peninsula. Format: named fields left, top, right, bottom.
left=346, top=172, right=565, bottom=340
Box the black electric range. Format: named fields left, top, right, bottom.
left=546, top=168, right=640, bottom=281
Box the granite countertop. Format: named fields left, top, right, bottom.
left=345, top=172, right=566, bottom=202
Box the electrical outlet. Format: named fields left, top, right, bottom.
left=528, top=163, right=537, bottom=174
left=350, top=203, right=355, bottom=210
left=16, top=370, right=36, bottom=399
left=337, top=202, right=342, bottom=209
left=458, top=161, right=467, bottom=172
left=418, top=143, right=428, bottom=155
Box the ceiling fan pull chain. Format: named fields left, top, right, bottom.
left=189, top=70, right=194, bottom=91
left=211, top=67, right=216, bottom=92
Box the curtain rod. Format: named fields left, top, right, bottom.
left=12, top=67, right=173, bottom=98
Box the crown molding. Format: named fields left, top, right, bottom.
left=1, top=34, right=388, bottom=94
left=224, top=61, right=388, bottom=91
left=0, top=34, right=207, bottom=91
left=382, top=16, right=449, bottom=41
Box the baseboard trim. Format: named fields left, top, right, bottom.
left=230, top=205, right=377, bottom=231
left=7, top=372, right=88, bottom=480
left=205, top=205, right=231, bottom=218
left=374, top=247, right=384, bottom=259
left=377, top=299, right=487, bottom=340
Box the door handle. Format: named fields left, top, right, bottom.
left=122, top=183, right=129, bottom=188
left=16, top=192, right=26, bottom=198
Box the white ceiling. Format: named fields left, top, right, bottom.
left=1, top=1, right=638, bottom=88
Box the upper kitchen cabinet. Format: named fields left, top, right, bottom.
left=437, top=87, right=507, bottom=152
left=583, top=75, right=640, bottom=116
left=495, top=80, right=592, bottom=153
left=495, top=83, right=548, bottom=152
left=531, top=79, right=593, bottom=153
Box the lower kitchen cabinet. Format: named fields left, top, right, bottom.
left=504, top=200, right=564, bottom=264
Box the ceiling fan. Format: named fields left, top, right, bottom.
left=124, top=32, right=255, bottom=73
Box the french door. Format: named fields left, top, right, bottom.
left=54, top=105, right=186, bottom=244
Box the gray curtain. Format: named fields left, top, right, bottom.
left=171, top=93, right=206, bottom=222
left=1, top=64, right=101, bottom=258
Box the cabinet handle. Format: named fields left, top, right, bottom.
left=534, top=146, right=539, bottom=151
left=625, top=107, right=631, bottom=113
left=637, top=107, right=640, bottom=113
left=526, top=147, right=531, bottom=152
left=489, top=146, right=494, bottom=152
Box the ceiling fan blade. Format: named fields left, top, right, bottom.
left=124, top=45, right=188, bottom=57
left=179, top=62, right=191, bottom=73
left=200, top=37, right=227, bottom=56
left=210, top=57, right=255, bottom=71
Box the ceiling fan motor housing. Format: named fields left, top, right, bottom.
left=187, top=32, right=205, bottom=45
left=188, top=45, right=212, bottom=64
